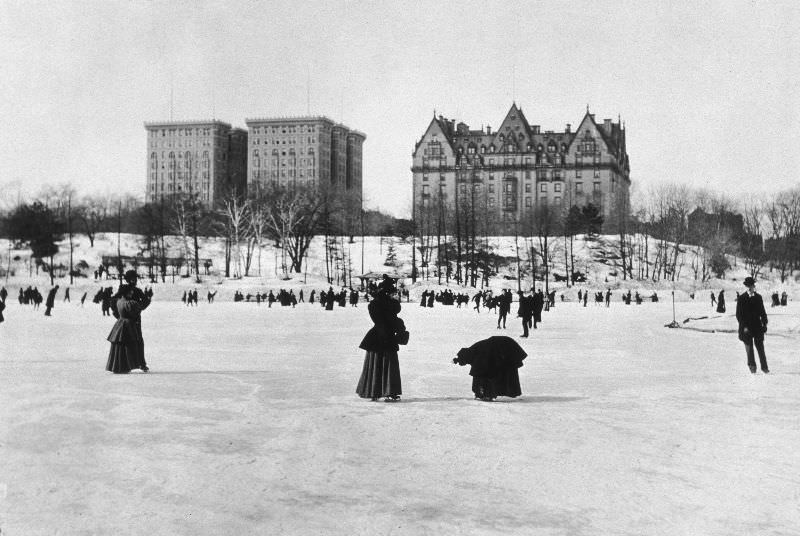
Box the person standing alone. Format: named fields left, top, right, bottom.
left=44, top=285, right=59, bottom=316
left=736, top=277, right=769, bottom=374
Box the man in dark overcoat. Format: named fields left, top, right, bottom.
left=517, top=291, right=533, bottom=338
left=736, top=277, right=769, bottom=374
left=532, top=290, right=544, bottom=329
left=44, top=285, right=59, bottom=316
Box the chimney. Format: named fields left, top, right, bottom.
left=565, top=123, right=571, bottom=133
left=604, top=118, right=612, bottom=131
left=486, top=125, right=492, bottom=135
left=532, top=125, right=540, bottom=134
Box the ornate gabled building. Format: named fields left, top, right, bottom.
left=411, top=103, right=631, bottom=232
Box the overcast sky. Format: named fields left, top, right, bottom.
left=1, top=0, right=798, bottom=216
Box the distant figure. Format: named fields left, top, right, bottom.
left=309, top=289, right=315, bottom=304
left=44, top=285, right=59, bottom=316
left=532, top=290, right=544, bottom=329
left=0, top=286, right=7, bottom=303
left=736, top=277, right=768, bottom=374
left=583, top=291, right=588, bottom=307
left=716, top=290, right=726, bottom=314
left=780, top=291, right=788, bottom=306
left=207, top=291, right=216, bottom=303
left=299, top=289, right=304, bottom=303
left=181, top=291, right=187, bottom=305
left=605, top=289, right=612, bottom=307
left=517, top=291, right=533, bottom=338
left=711, top=292, right=716, bottom=307
left=63, top=287, right=71, bottom=302
left=771, top=292, right=780, bottom=307
left=0, top=298, right=5, bottom=324
left=80, top=292, right=88, bottom=306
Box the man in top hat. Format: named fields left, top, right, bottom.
left=736, top=276, right=769, bottom=374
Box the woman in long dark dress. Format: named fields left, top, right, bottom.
left=453, top=336, right=527, bottom=401
left=356, top=279, right=404, bottom=402
left=106, top=272, right=150, bottom=374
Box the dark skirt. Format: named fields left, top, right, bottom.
left=472, top=368, right=522, bottom=399
left=106, top=341, right=146, bottom=373
left=356, top=350, right=402, bottom=399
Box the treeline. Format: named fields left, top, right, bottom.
left=411, top=182, right=800, bottom=290
left=0, top=183, right=411, bottom=285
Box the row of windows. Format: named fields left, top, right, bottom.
left=252, top=157, right=316, bottom=168
left=151, top=128, right=213, bottom=137
left=251, top=169, right=317, bottom=179
left=150, top=172, right=211, bottom=181
left=252, top=149, right=315, bottom=158
left=251, top=125, right=317, bottom=135
left=251, top=137, right=317, bottom=146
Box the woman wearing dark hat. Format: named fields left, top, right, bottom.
left=736, top=277, right=769, bottom=374
left=356, top=277, right=405, bottom=402
left=106, top=270, right=151, bottom=374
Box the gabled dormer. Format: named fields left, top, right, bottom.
left=413, top=114, right=456, bottom=164
left=493, top=103, right=532, bottom=153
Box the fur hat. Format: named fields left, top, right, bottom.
left=743, top=276, right=756, bottom=287
left=123, top=270, right=139, bottom=284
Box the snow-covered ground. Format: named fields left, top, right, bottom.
left=2, top=298, right=799, bottom=535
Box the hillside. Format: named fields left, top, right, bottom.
left=0, top=232, right=796, bottom=302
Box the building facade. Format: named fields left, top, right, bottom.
left=244, top=116, right=365, bottom=199
left=411, top=103, right=631, bottom=232
left=145, top=120, right=248, bottom=207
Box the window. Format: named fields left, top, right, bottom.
left=554, top=183, right=562, bottom=193
left=594, top=169, right=600, bottom=178
left=489, top=197, right=495, bottom=207
left=423, top=174, right=429, bottom=182
left=576, top=169, right=582, bottom=178
left=554, top=196, right=561, bottom=205
left=540, top=183, right=547, bottom=193
left=593, top=182, right=601, bottom=192
left=439, top=174, right=445, bottom=182
left=525, top=197, right=532, bottom=207
left=576, top=182, right=583, bottom=194
left=488, top=184, right=495, bottom=193
left=422, top=185, right=430, bottom=196
left=459, top=184, right=466, bottom=194
left=611, top=177, right=616, bottom=192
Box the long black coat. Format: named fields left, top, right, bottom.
left=532, top=292, right=544, bottom=322
left=455, top=336, right=527, bottom=378
left=359, top=294, right=402, bottom=352
left=736, top=291, right=768, bottom=341
left=517, top=295, right=533, bottom=319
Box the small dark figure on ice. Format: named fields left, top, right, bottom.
left=716, top=290, right=726, bottom=313
left=453, top=336, right=527, bottom=401
left=44, top=285, right=59, bottom=316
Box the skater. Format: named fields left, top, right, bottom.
left=496, top=289, right=511, bottom=329
left=356, top=276, right=405, bottom=402
left=80, top=292, right=87, bottom=306
left=716, top=290, right=726, bottom=314
left=605, top=289, right=612, bottom=307
left=781, top=291, right=788, bottom=306
left=0, top=298, right=5, bottom=324
left=532, top=290, right=544, bottom=330
left=517, top=290, right=533, bottom=338
left=63, top=287, right=71, bottom=302
left=711, top=292, right=716, bottom=308
left=106, top=270, right=151, bottom=374
left=473, top=291, right=482, bottom=313
left=0, top=286, right=7, bottom=303
left=453, top=336, right=527, bottom=401
left=44, top=285, right=59, bottom=316
left=736, top=277, right=769, bottom=374
left=299, top=289, right=304, bottom=303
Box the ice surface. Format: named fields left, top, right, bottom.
left=2, top=298, right=799, bottom=535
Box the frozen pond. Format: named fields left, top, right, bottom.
left=2, top=298, right=799, bottom=535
